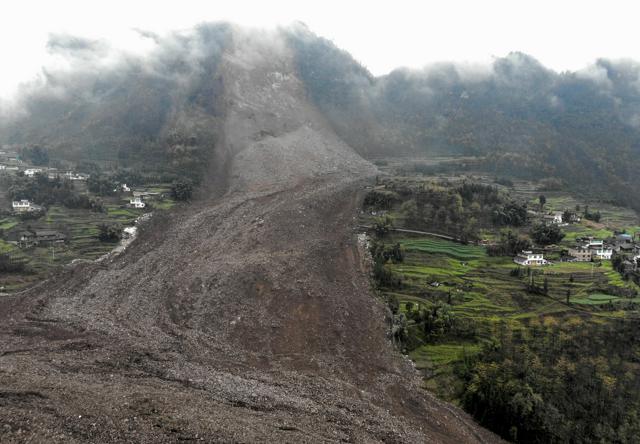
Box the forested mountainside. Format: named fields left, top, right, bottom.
left=1, top=23, right=231, bottom=183
left=287, top=26, right=640, bottom=210
left=4, top=24, right=640, bottom=210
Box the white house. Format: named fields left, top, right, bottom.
left=12, top=199, right=36, bottom=212
left=514, top=250, right=547, bottom=266
left=592, top=247, right=613, bottom=260
left=129, top=196, right=146, bottom=209
left=24, top=168, right=42, bottom=177
left=586, top=239, right=604, bottom=248
left=113, top=183, right=131, bottom=193
left=64, top=172, right=89, bottom=181
left=544, top=212, right=564, bottom=225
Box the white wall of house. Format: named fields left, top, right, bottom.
left=514, top=251, right=546, bottom=266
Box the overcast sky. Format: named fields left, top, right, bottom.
left=1, top=0, right=639, bottom=97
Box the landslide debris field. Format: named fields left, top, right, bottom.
left=0, top=29, right=499, bottom=443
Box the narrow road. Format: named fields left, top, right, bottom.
left=359, top=225, right=459, bottom=241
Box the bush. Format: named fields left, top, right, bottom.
left=170, top=180, right=193, bottom=201
left=487, top=230, right=531, bottom=256
left=492, top=200, right=528, bottom=226
left=98, top=224, right=123, bottom=242
left=530, top=223, right=565, bottom=245
left=372, top=214, right=394, bottom=237
left=363, top=190, right=398, bottom=210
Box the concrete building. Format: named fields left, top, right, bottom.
left=568, top=246, right=592, bottom=262
left=24, top=168, right=42, bottom=177
left=592, top=247, right=613, bottom=260
left=514, top=250, right=547, bottom=266
left=543, top=212, right=564, bottom=225
left=129, top=196, right=146, bottom=209
left=12, top=200, right=39, bottom=213
left=19, top=230, right=66, bottom=247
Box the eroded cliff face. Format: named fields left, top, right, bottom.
left=0, top=28, right=500, bottom=443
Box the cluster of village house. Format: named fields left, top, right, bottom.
left=512, top=208, right=640, bottom=267
left=2, top=147, right=156, bottom=249
left=514, top=234, right=640, bottom=267
left=0, top=148, right=91, bottom=181
left=11, top=188, right=150, bottom=213
left=8, top=187, right=149, bottom=249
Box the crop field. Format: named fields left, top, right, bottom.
left=0, top=217, right=18, bottom=230
left=378, top=232, right=640, bottom=400
left=0, top=177, right=178, bottom=294
left=400, top=238, right=485, bottom=260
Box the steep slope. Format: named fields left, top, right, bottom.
left=0, top=28, right=499, bottom=442
left=287, top=28, right=640, bottom=209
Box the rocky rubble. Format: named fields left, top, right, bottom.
left=0, top=27, right=500, bottom=443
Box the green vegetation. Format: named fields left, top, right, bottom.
left=0, top=169, right=177, bottom=293
left=364, top=172, right=640, bottom=443
left=98, top=223, right=123, bottom=242
left=20, top=145, right=49, bottom=166
left=170, top=180, right=194, bottom=201
left=459, top=318, right=640, bottom=442
left=400, top=238, right=485, bottom=260
left=530, top=222, right=565, bottom=245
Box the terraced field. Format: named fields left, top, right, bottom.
left=400, top=238, right=486, bottom=260
left=0, top=204, right=147, bottom=292
left=0, top=181, right=177, bottom=294
left=380, top=234, right=640, bottom=401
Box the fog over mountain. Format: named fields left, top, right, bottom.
left=3, top=23, right=640, bottom=209
left=288, top=27, right=640, bottom=209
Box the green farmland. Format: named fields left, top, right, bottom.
left=377, top=234, right=640, bottom=402
left=0, top=187, right=177, bottom=293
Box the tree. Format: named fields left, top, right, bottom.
left=487, top=230, right=531, bottom=256
left=98, top=224, right=122, bottom=242
left=21, top=145, right=49, bottom=166
left=539, top=194, right=546, bottom=211
left=492, top=201, right=528, bottom=226
left=562, top=209, right=576, bottom=223
left=530, top=223, right=565, bottom=246
left=88, top=176, right=117, bottom=196
left=372, top=214, right=394, bottom=237
left=170, top=180, right=193, bottom=201
left=584, top=206, right=602, bottom=222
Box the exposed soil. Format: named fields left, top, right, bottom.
left=0, top=29, right=501, bottom=443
